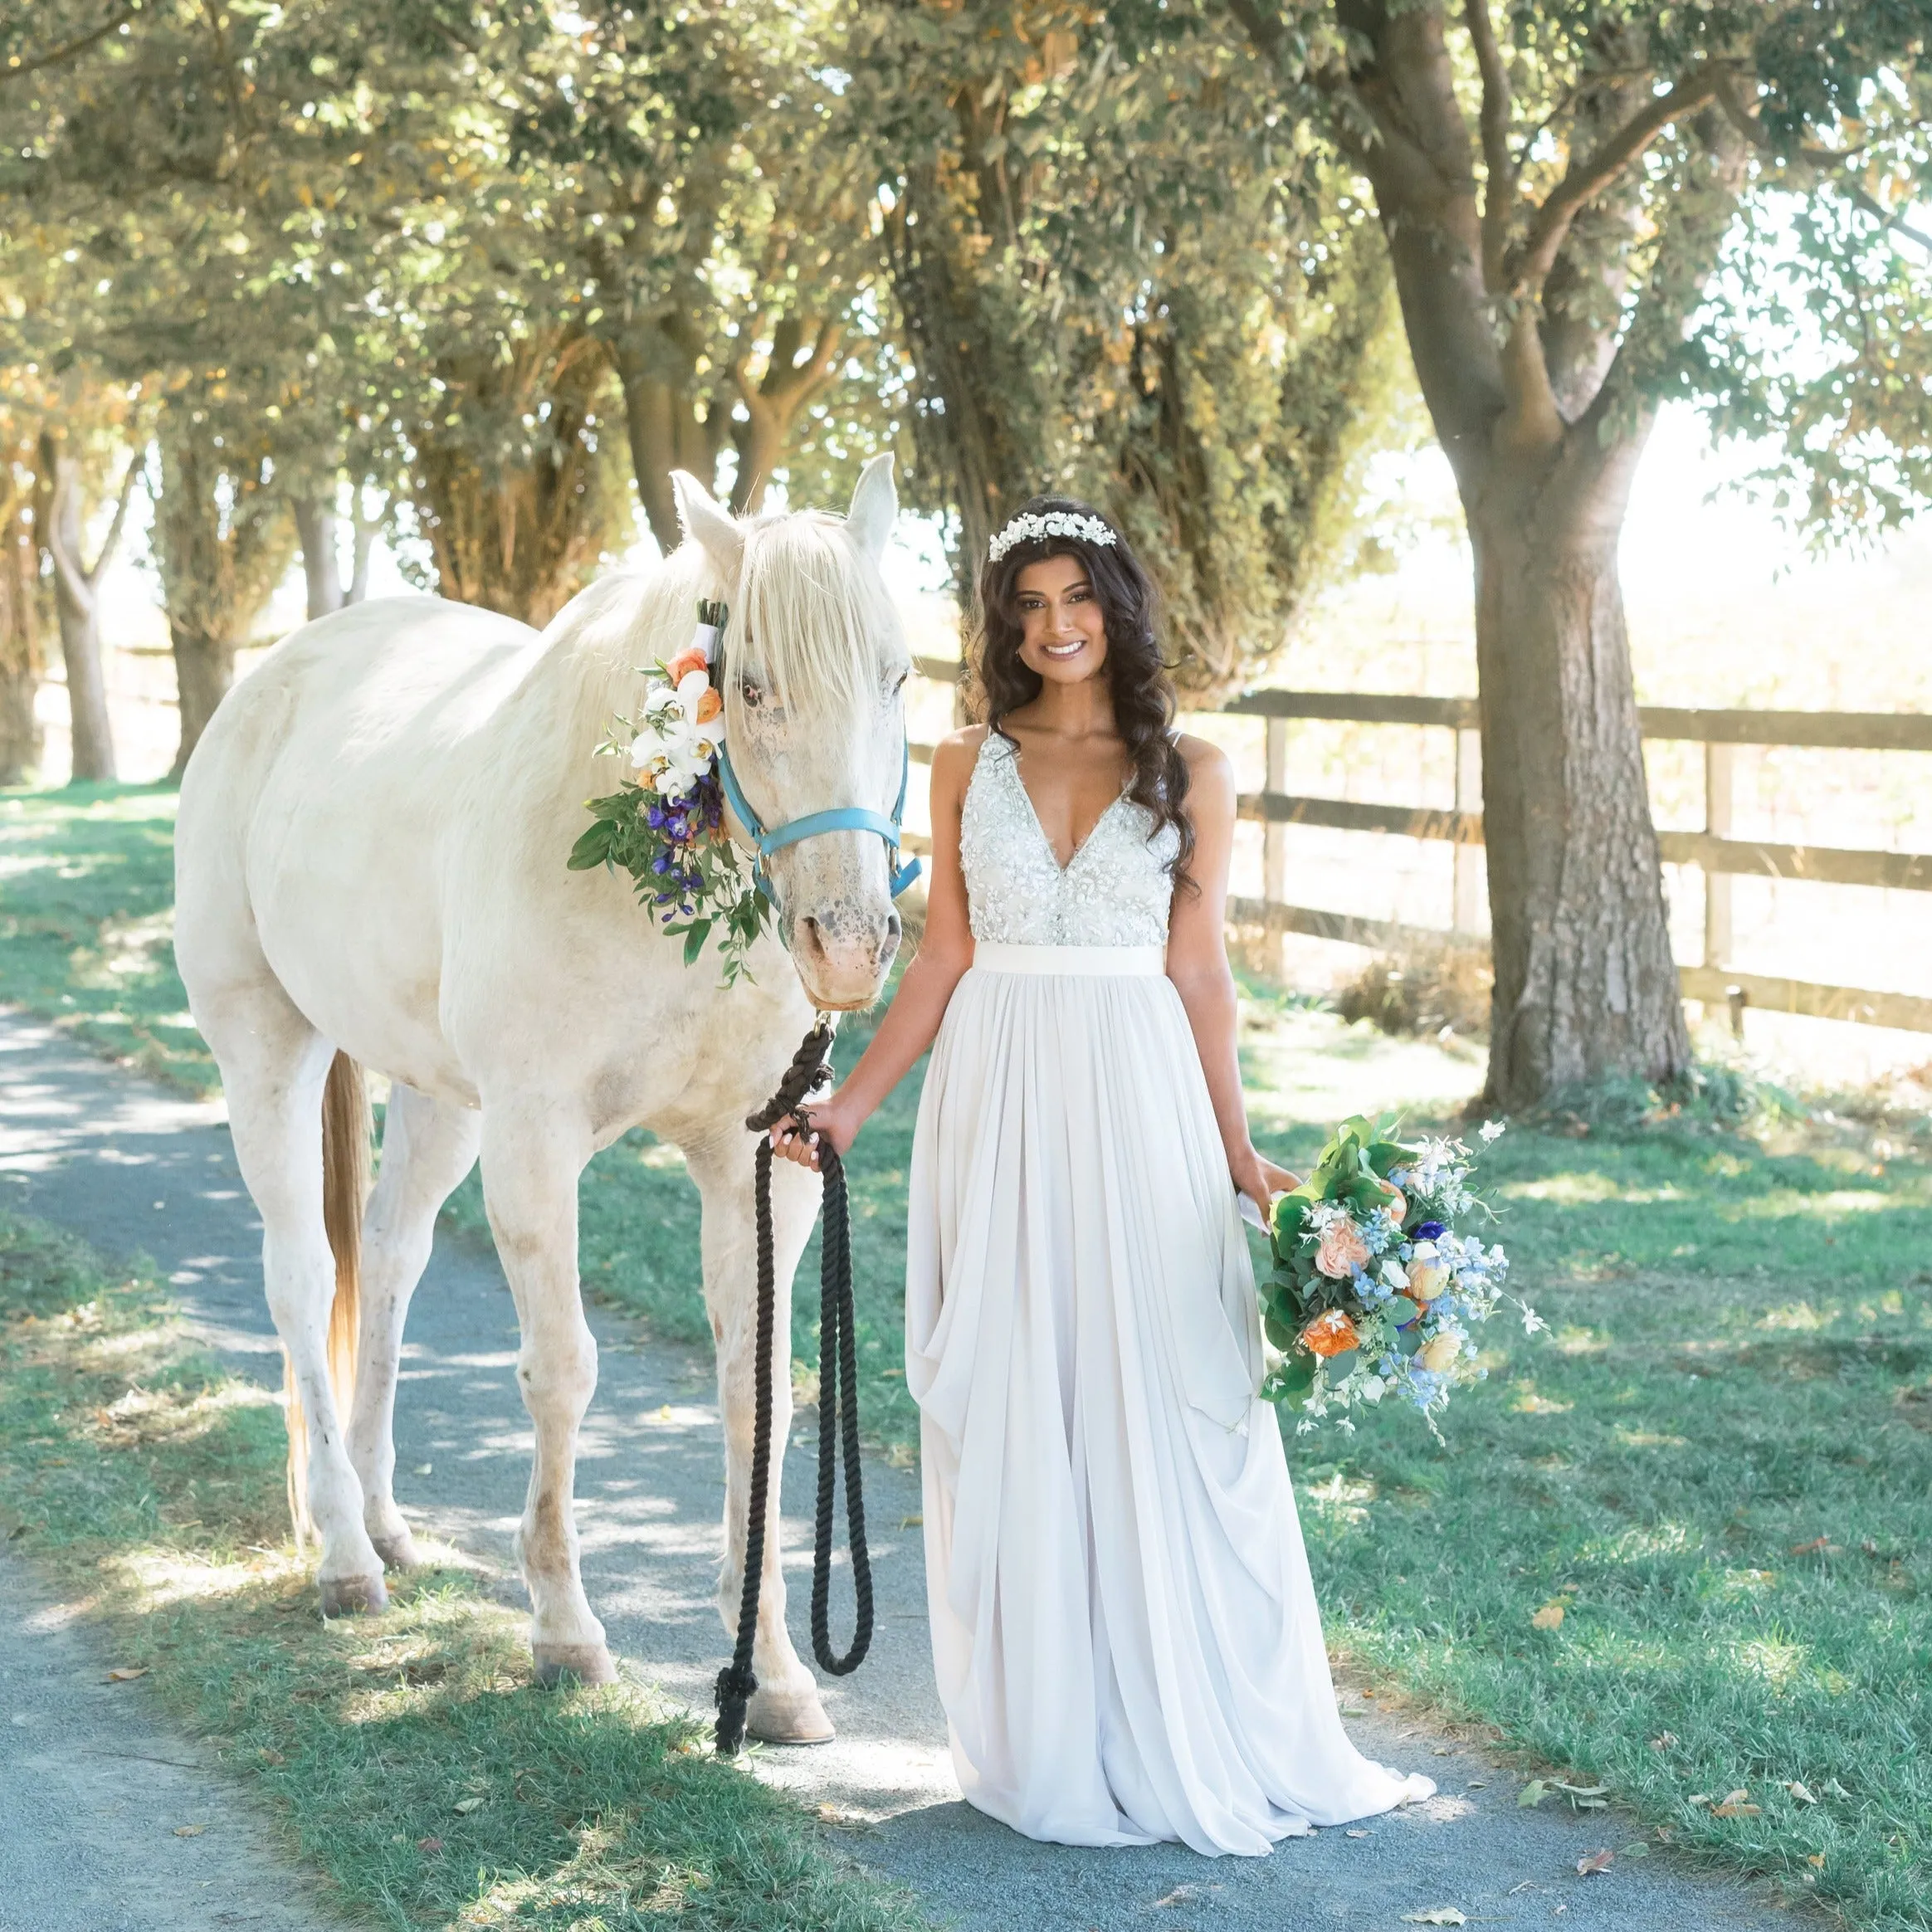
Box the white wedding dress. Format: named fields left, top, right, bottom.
left=904, top=732, right=1435, bottom=1855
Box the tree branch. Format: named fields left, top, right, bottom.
left=85, top=446, right=145, bottom=587
left=1, top=3, right=141, bottom=87
left=1513, top=68, right=1723, bottom=294
left=1464, top=0, right=1515, bottom=292
left=1713, top=71, right=1932, bottom=255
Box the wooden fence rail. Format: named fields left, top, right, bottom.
left=904, top=663, right=1932, bottom=1036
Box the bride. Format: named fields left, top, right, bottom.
left=771, top=497, right=1434, bottom=1854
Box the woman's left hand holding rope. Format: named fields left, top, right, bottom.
left=769, top=1092, right=861, bottom=1172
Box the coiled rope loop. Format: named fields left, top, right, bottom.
left=714, top=1017, right=875, bottom=1755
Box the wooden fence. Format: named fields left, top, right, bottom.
left=905, top=658, right=1932, bottom=1036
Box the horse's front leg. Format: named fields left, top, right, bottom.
left=685, top=1130, right=832, bottom=1744
left=479, top=1100, right=613, bottom=1686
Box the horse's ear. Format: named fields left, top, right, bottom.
left=671, top=469, right=744, bottom=582
left=845, top=452, right=896, bottom=564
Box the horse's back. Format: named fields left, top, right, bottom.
left=175, top=594, right=544, bottom=1090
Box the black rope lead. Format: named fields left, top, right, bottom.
left=715, top=1017, right=875, bottom=1754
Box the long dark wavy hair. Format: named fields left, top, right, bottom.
left=973, top=495, right=1195, bottom=891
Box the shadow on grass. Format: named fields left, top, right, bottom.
left=0, top=1211, right=926, bottom=1932
left=0, top=783, right=211, bottom=1095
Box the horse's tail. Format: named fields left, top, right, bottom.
left=286, top=1051, right=371, bottom=1548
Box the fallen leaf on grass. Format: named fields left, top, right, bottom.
left=1518, top=1780, right=1549, bottom=1808
left=105, top=1667, right=147, bottom=1682
left=417, top=1837, right=442, bottom=1854
left=1823, top=1778, right=1852, bottom=1799
left=1788, top=1536, right=1839, bottom=1555
left=1711, top=1789, right=1759, bottom=1818
left=1530, top=1603, right=1565, bottom=1630
left=1620, top=1842, right=1649, bottom=1859
left=1401, top=1910, right=1467, bottom=1926
left=1807, top=1854, right=1826, bottom=1870
left=1784, top=1781, right=1817, bottom=1805
left=1152, top=1887, right=1198, bottom=1908
left=1345, top=1828, right=1373, bottom=1838
left=452, top=1796, right=485, bottom=1815
left=173, top=1824, right=207, bottom=1838
left=1649, top=1732, right=1678, bottom=1750
left=1576, top=1849, right=1614, bottom=1876
left=256, top=1747, right=285, bottom=1766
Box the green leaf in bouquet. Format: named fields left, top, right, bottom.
left=1269, top=1193, right=1313, bottom=1254
left=567, top=820, right=616, bottom=871
left=1263, top=1308, right=1300, bottom=1351
left=1270, top=1349, right=1317, bottom=1401
left=678, top=918, right=714, bottom=966
left=1396, top=1324, right=1425, bottom=1357
left=1366, top=1139, right=1412, bottom=1176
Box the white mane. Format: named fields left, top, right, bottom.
left=733, top=511, right=896, bottom=725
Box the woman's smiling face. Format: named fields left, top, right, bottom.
left=1012, top=553, right=1109, bottom=686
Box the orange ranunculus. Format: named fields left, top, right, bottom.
left=1314, top=1217, right=1371, bottom=1280
left=667, top=647, right=710, bottom=686
left=695, top=685, right=723, bottom=724
left=1300, top=1308, right=1360, bottom=1359
left=1374, top=1179, right=1407, bottom=1222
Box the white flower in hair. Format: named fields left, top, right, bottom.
left=988, top=510, right=1119, bottom=563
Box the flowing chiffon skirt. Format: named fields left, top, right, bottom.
left=905, top=943, right=1434, bottom=1855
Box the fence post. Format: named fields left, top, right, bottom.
left=1261, top=716, right=1287, bottom=974
left=1453, top=726, right=1484, bottom=935
left=1704, top=741, right=1734, bottom=968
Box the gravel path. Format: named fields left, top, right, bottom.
left=0, top=1010, right=1808, bottom=1931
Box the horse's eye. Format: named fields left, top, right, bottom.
left=740, top=679, right=764, bottom=710
left=890, top=668, right=909, bottom=696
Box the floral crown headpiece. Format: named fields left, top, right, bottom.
left=987, top=509, right=1118, bottom=564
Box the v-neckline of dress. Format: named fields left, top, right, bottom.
left=1003, top=736, right=1130, bottom=876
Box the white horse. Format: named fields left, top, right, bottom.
left=173, top=458, right=910, bottom=1743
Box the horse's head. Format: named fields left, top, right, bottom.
left=671, top=455, right=910, bottom=1011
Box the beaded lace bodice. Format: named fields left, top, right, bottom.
left=960, top=732, right=1179, bottom=947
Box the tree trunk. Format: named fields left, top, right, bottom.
left=1470, top=464, right=1689, bottom=1108
left=152, top=405, right=292, bottom=776
left=614, top=343, right=724, bottom=554
left=37, top=434, right=128, bottom=785
left=0, top=478, right=41, bottom=785
left=412, top=333, right=620, bottom=625
left=293, top=497, right=345, bottom=619
left=169, top=627, right=237, bottom=763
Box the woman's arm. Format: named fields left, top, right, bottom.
left=1164, top=738, right=1298, bottom=1220
left=770, top=728, right=983, bottom=1170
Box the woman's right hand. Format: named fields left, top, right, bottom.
left=768, top=1090, right=861, bottom=1172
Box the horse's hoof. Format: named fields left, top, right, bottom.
left=532, top=1642, right=617, bottom=1688
left=746, top=1682, right=835, bottom=1745
left=370, top=1527, right=422, bottom=1572
left=319, top=1572, right=389, bottom=1617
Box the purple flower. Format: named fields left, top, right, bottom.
left=1416, top=1220, right=1447, bottom=1240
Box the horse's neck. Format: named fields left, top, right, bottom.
left=510, top=553, right=715, bottom=805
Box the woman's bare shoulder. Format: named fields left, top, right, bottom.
left=929, top=724, right=989, bottom=801
left=1175, top=731, right=1234, bottom=790
left=933, top=724, right=990, bottom=771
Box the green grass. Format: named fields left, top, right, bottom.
left=9, top=775, right=1932, bottom=1928
left=0, top=783, right=211, bottom=1094
left=1271, top=1110, right=1932, bottom=1932
left=0, top=1211, right=927, bottom=1931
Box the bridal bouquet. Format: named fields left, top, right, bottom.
left=1259, top=1115, right=1541, bottom=1438
left=568, top=599, right=771, bottom=982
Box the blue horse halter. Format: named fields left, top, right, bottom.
left=709, top=608, right=922, bottom=909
